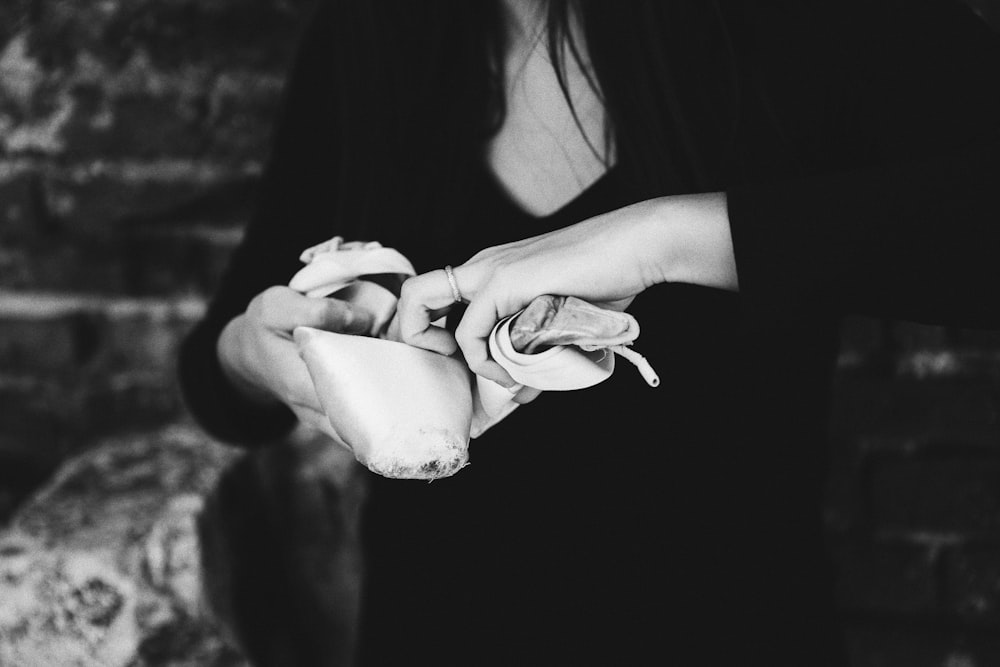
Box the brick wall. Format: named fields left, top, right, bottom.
left=1, top=2, right=999, bottom=665
left=0, top=0, right=317, bottom=516
left=830, top=318, right=1000, bottom=665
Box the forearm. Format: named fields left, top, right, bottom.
left=217, top=314, right=286, bottom=407
left=639, top=192, right=739, bottom=293
left=178, top=316, right=298, bottom=445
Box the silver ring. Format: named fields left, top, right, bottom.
left=444, top=265, right=464, bottom=303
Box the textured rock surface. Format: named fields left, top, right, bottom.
left=0, top=424, right=247, bottom=666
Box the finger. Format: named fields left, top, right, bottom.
left=398, top=272, right=462, bottom=355
left=314, top=298, right=374, bottom=335
left=455, top=296, right=516, bottom=387
left=270, top=340, right=326, bottom=409
left=296, top=297, right=373, bottom=335
left=259, top=287, right=373, bottom=335
left=511, top=386, right=542, bottom=405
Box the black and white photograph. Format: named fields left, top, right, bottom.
left=1, top=1, right=1000, bottom=665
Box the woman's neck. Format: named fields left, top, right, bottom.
left=487, top=0, right=613, bottom=218
left=500, top=0, right=547, bottom=44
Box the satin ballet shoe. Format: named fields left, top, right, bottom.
left=489, top=295, right=660, bottom=391
left=508, top=295, right=640, bottom=353
left=290, top=237, right=416, bottom=297
left=291, top=237, right=491, bottom=473
left=325, top=281, right=400, bottom=337
left=472, top=296, right=658, bottom=435
left=294, top=326, right=473, bottom=480
left=288, top=237, right=657, bottom=479
left=288, top=237, right=416, bottom=336
left=470, top=376, right=523, bottom=438
left=489, top=315, right=615, bottom=390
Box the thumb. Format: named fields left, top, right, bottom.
left=313, top=298, right=375, bottom=336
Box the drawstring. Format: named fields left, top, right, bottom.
left=604, top=345, right=660, bottom=387
left=581, top=344, right=660, bottom=387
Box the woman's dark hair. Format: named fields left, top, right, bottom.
left=546, top=1, right=741, bottom=194
left=316, top=0, right=743, bottom=261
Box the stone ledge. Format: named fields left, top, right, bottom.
left=0, top=423, right=246, bottom=666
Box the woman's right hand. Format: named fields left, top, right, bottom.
left=216, top=286, right=374, bottom=441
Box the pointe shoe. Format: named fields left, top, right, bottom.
left=290, top=237, right=416, bottom=298
left=489, top=296, right=660, bottom=391
left=471, top=297, right=659, bottom=434
left=288, top=237, right=415, bottom=336
left=489, top=315, right=615, bottom=390
left=288, top=238, right=658, bottom=480
left=294, top=327, right=473, bottom=480
left=470, top=376, right=522, bottom=438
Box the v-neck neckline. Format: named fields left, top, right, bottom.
left=485, top=164, right=620, bottom=230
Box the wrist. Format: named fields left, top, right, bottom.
left=645, top=192, right=738, bottom=291
left=217, top=316, right=283, bottom=406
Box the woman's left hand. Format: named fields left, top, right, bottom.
left=396, top=192, right=737, bottom=386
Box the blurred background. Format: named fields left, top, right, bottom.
left=0, top=0, right=999, bottom=665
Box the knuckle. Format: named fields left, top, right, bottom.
left=467, top=248, right=491, bottom=264
left=247, top=294, right=264, bottom=319
left=454, top=323, right=476, bottom=352
left=338, top=303, right=359, bottom=330
left=247, top=291, right=271, bottom=321
left=258, top=285, right=287, bottom=313
left=306, top=296, right=331, bottom=321
left=456, top=338, right=486, bottom=369
left=489, top=263, right=512, bottom=284
left=468, top=360, right=494, bottom=380
left=399, top=276, right=419, bottom=301
left=398, top=321, right=419, bottom=344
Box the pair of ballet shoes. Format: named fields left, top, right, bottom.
left=288, top=238, right=655, bottom=480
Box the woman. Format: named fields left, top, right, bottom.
left=180, top=0, right=1000, bottom=664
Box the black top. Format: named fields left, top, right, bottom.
left=179, top=2, right=1000, bottom=665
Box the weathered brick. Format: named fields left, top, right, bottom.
left=0, top=313, right=80, bottom=373
left=0, top=372, right=186, bottom=453
left=846, top=624, right=1000, bottom=667
left=830, top=376, right=1000, bottom=449
left=833, top=540, right=941, bottom=614
left=897, top=349, right=1000, bottom=381
left=120, top=216, right=245, bottom=296
left=45, top=165, right=258, bottom=234
left=58, top=81, right=282, bottom=162
left=103, top=305, right=200, bottom=373
left=0, top=3, right=22, bottom=48
left=0, top=225, right=241, bottom=297
left=868, top=452, right=1000, bottom=536
left=952, top=328, right=1000, bottom=350
left=0, top=157, right=258, bottom=226
left=9, top=59, right=285, bottom=167
left=28, top=0, right=315, bottom=71
left=837, top=316, right=892, bottom=371
left=0, top=293, right=202, bottom=459
left=0, top=292, right=203, bottom=374
left=946, top=546, right=1000, bottom=622
left=0, top=448, right=59, bottom=525
left=0, top=163, right=252, bottom=295
left=892, top=322, right=956, bottom=352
